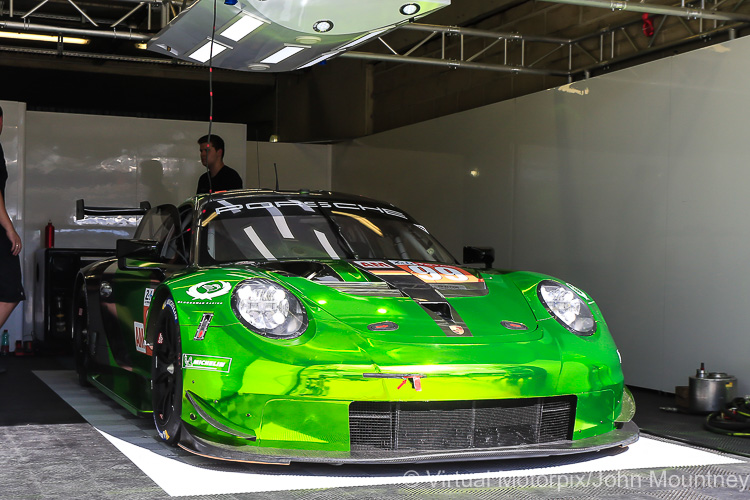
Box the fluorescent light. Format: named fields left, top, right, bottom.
left=339, top=28, right=389, bottom=50
left=189, top=40, right=229, bottom=63
left=0, top=31, right=89, bottom=45
left=219, top=15, right=265, bottom=42
left=297, top=51, right=340, bottom=69
left=260, top=45, right=307, bottom=64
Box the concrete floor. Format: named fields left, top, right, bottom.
left=2, top=368, right=750, bottom=499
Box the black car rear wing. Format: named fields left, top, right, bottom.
left=75, top=199, right=151, bottom=220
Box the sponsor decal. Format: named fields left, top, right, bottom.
left=177, top=300, right=223, bottom=306
left=389, top=260, right=415, bottom=266
left=397, top=375, right=423, bottom=392
left=449, top=324, right=466, bottom=336
left=183, top=354, right=232, bottom=373
left=187, top=281, right=231, bottom=301
left=367, top=321, right=399, bottom=331
left=354, top=260, right=394, bottom=269
left=212, top=199, right=407, bottom=219
left=501, top=320, right=529, bottom=331
left=164, top=299, right=177, bottom=320
left=194, top=313, right=214, bottom=341
left=134, top=322, right=147, bottom=354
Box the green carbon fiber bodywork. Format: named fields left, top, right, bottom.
left=98, top=261, right=626, bottom=453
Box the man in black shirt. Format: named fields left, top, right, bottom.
left=196, top=134, right=243, bottom=194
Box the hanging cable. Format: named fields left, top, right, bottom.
left=205, top=0, right=218, bottom=196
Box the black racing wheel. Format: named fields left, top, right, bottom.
left=151, top=298, right=183, bottom=445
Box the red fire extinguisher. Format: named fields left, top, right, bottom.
left=44, top=220, right=55, bottom=248
left=642, top=13, right=655, bottom=37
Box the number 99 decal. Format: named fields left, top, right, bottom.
left=400, top=263, right=479, bottom=283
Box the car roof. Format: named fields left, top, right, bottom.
left=193, top=189, right=399, bottom=208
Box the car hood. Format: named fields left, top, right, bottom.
left=264, top=260, right=542, bottom=345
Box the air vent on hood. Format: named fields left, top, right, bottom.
left=319, top=282, right=404, bottom=297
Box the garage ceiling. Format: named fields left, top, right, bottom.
left=1, top=0, right=749, bottom=142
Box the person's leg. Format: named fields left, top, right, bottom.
left=0, top=302, right=16, bottom=373
left=0, top=301, right=18, bottom=328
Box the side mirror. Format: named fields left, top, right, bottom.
left=117, top=239, right=160, bottom=271
left=463, top=246, right=495, bottom=269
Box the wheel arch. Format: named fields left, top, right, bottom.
left=146, top=284, right=176, bottom=347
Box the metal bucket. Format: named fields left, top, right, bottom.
left=689, top=364, right=737, bottom=413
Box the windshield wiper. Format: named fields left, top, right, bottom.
left=317, top=209, right=357, bottom=259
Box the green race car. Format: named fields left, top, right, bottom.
left=73, top=189, right=637, bottom=464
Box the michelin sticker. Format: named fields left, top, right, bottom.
left=187, top=281, right=231, bottom=301
left=183, top=354, right=232, bottom=373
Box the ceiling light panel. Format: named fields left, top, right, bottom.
left=220, top=15, right=266, bottom=42
left=189, top=40, right=230, bottom=63
left=148, top=0, right=450, bottom=73
left=261, top=45, right=308, bottom=64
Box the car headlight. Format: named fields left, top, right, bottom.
left=231, top=278, right=308, bottom=339
left=537, top=280, right=596, bottom=336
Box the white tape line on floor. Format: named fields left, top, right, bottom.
left=36, top=370, right=744, bottom=497
left=97, top=426, right=742, bottom=496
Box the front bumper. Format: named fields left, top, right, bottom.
left=177, top=421, right=639, bottom=465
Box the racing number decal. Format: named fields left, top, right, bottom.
left=390, top=262, right=480, bottom=284
left=354, top=260, right=482, bottom=285
left=403, top=264, right=471, bottom=282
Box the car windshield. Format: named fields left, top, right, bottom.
left=197, top=197, right=455, bottom=265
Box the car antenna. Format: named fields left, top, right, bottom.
left=255, top=131, right=261, bottom=188
left=274, top=162, right=279, bottom=191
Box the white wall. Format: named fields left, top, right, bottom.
left=21, top=112, right=247, bottom=344
left=3, top=110, right=335, bottom=346
left=246, top=141, right=331, bottom=192
left=332, top=36, right=750, bottom=394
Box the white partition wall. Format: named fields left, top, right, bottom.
left=25, top=113, right=246, bottom=248
left=246, top=141, right=332, bottom=191
left=21, top=112, right=245, bottom=342
left=332, top=36, right=750, bottom=394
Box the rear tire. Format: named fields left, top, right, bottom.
left=151, top=298, right=182, bottom=445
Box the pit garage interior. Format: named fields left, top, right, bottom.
left=3, top=0, right=750, bottom=498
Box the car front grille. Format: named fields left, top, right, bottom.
left=349, top=397, right=575, bottom=451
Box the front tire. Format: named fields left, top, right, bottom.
left=152, top=298, right=182, bottom=445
